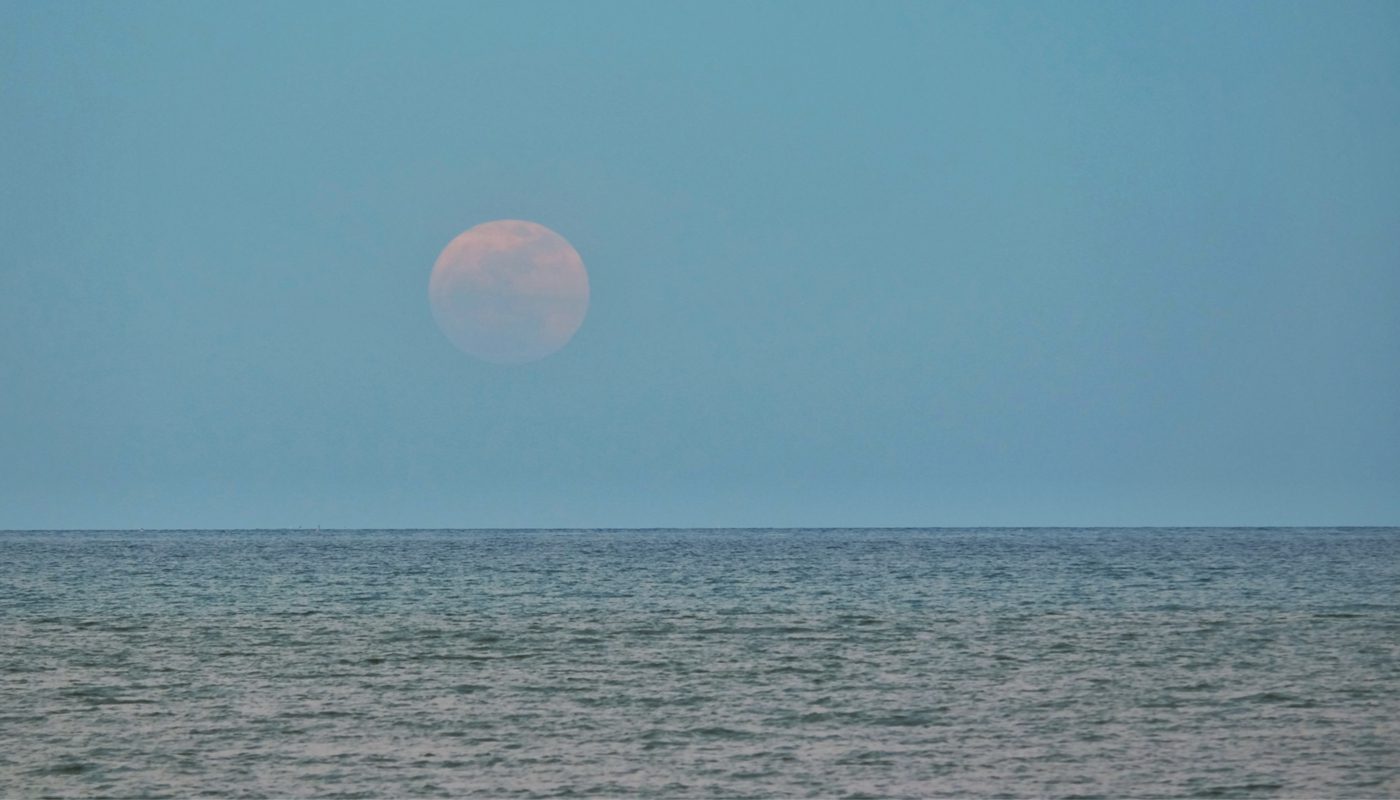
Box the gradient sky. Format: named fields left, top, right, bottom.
left=3, top=1, right=1398, bottom=529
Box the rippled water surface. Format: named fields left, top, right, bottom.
left=1, top=528, right=1398, bottom=798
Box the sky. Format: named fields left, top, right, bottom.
left=2, top=1, right=1398, bottom=529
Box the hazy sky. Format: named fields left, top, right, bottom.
left=3, top=1, right=1397, bottom=529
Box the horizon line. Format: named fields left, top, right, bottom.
left=3, top=525, right=1397, bottom=533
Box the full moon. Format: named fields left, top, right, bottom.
left=429, top=220, right=590, bottom=364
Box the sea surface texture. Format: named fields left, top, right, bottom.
left=1, top=528, right=1397, bottom=798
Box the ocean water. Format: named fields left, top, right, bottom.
left=1, top=528, right=1397, bottom=798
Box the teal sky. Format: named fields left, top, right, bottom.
left=3, top=1, right=1397, bottom=529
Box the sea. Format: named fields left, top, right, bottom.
left=1, top=527, right=1397, bottom=798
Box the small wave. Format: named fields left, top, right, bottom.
left=403, top=653, right=507, bottom=662
left=278, top=709, right=354, bottom=719
left=1168, top=681, right=1218, bottom=693
left=60, top=687, right=154, bottom=706
left=688, top=725, right=756, bottom=739
left=1196, top=782, right=1285, bottom=797
left=835, top=750, right=895, bottom=766
left=28, top=762, right=89, bottom=776
left=764, top=665, right=825, bottom=677
left=1228, top=690, right=1308, bottom=706
left=872, top=710, right=943, bottom=727
left=835, top=615, right=883, bottom=626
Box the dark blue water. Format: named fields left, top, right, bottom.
left=1, top=528, right=1397, bottom=797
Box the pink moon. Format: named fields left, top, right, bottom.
left=428, top=220, right=590, bottom=364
